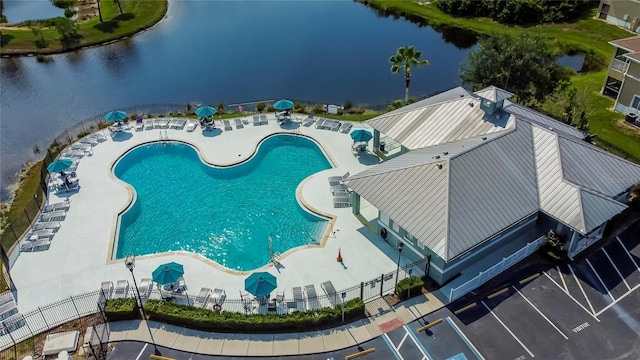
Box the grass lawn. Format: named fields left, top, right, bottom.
left=0, top=0, right=167, bottom=54
left=360, top=0, right=640, bottom=160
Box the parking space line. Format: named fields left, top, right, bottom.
left=596, top=281, right=640, bottom=317
left=617, top=237, right=640, bottom=272
left=586, top=259, right=615, bottom=301
left=542, top=271, right=600, bottom=322
left=602, top=248, right=631, bottom=290
left=568, top=264, right=597, bottom=316
left=557, top=266, right=568, bottom=291
left=445, top=317, right=485, bottom=360
left=404, top=325, right=432, bottom=360
left=382, top=333, right=404, bottom=360
left=481, top=301, right=535, bottom=358
left=134, top=343, right=148, bottom=360
left=398, top=332, right=409, bottom=349
left=512, top=286, right=569, bottom=340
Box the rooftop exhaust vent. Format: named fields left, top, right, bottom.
left=437, top=164, right=443, bottom=170
left=434, top=155, right=441, bottom=159
left=482, top=137, right=487, bottom=140
left=443, top=151, right=449, bottom=155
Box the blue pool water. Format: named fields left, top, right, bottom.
left=114, top=135, right=331, bottom=271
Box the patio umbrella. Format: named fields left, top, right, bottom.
left=244, top=272, right=277, bottom=297
left=195, top=105, right=217, bottom=117
left=47, top=159, right=73, bottom=173
left=350, top=129, right=373, bottom=143
left=273, top=99, right=294, bottom=111
left=104, top=110, right=128, bottom=122
left=152, top=262, right=184, bottom=285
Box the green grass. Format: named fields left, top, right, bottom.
left=1, top=0, right=167, bottom=54
left=360, top=0, right=640, bottom=160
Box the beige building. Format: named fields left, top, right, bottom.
left=598, top=0, right=640, bottom=32
left=602, top=35, right=640, bottom=117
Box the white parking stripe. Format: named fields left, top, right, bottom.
left=586, top=259, right=615, bottom=301
left=512, top=286, right=569, bottom=340
left=617, top=237, right=640, bottom=272
left=481, top=301, right=535, bottom=358
left=602, top=248, right=631, bottom=290
left=557, top=265, right=568, bottom=291
left=403, top=325, right=432, bottom=360
left=542, top=271, right=600, bottom=322
left=134, top=343, right=148, bottom=360
left=398, top=332, right=409, bottom=349
left=445, top=317, right=486, bottom=360
left=596, top=282, right=640, bottom=316
left=383, top=332, right=405, bottom=360
left=569, top=264, right=597, bottom=316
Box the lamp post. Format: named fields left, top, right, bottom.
left=394, top=242, right=404, bottom=295
left=124, top=255, right=147, bottom=320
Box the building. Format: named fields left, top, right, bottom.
left=347, top=86, right=640, bottom=286
left=597, top=0, right=640, bottom=32
left=602, top=35, right=640, bottom=116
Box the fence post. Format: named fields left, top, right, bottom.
left=360, top=282, right=364, bottom=300
left=379, top=273, right=384, bottom=298
left=23, top=209, right=32, bottom=224
left=9, top=224, right=18, bottom=240
left=39, top=307, right=50, bottom=329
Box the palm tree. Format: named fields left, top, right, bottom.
left=389, top=46, right=429, bottom=104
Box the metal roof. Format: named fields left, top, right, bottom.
left=384, top=86, right=473, bottom=117
left=474, top=86, right=514, bottom=103
left=367, top=96, right=514, bottom=150
left=502, top=100, right=587, bottom=139
left=580, top=189, right=627, bottom=234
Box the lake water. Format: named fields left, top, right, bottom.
left=0, top=0, right=474, bottom=200
left=3, top=0, right=66, bottom=23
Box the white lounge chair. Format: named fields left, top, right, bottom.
left=305, top=284, right=320, bottom=309
left=138, top=278, right=152, bottom=299
left=194, top=287, right=211, bottom=308
left=28, top=228, right=56, bottom=239
left=0, top=303, right=18, bottom=322
left=211, top=288, right=226, bottom=305
left=331, top=121, right=342, bottom=131
left=328, top=171, right=350, bottom=186
left=62, top=149, right=85, bottom=159
left=292, top=286, right=305, bottom=312
left=135, top=117, right=144, bottom=131
left=321, top=281, right=338, bottom=305
left=253, top=115, right=260, bottom=126
left=186, top=120, right=198, bottom=132
left=100, top=281, right=113, bottom=299
left=43, top=200, right=70, bottom=213
left=234, top=118, right=244, bottom=129
left=114, top=280, right=129, bottom=298
left=302, top=117, right=315, bottom=127
left=145, top=119, right=154, bottom=130
left=171, top=119, right=186, bottom=129
left=332, top=197, right=352, bottom=208
left=90, top=133, right=107, bottom=142
left=223, top=119, right=232, bottom=131
left=80, top=137, right=99, bottom=146
left=40, top=210, right=66, bottom=222
left=32, top=221, right=61, bottom=231
left=340, top=122, right=353, bottom=133
left=21, top=239, right=51, bottom=252
left=260, top=114, right=268, bottom=125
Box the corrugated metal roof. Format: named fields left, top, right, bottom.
left=384, top=86, right=473, bottom=117
left=503, top=100, right=587, bottom=139
left=367, top=96, right=514, bottom=150
left=610, top=35, right=640, bottom=52
left=532, top=125, right=585, bottom=232
left=580, top=189, right=627, bottom=234
left=558, top=136, right=640, bottom=197
left=474, top=86, right=514, bottom=102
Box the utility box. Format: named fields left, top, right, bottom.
left=327, top=105, right=339, bottom=114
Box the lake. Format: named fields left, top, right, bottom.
left=0, top=0, right=474, bottom=200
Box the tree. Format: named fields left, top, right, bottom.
left=460, top=32, right=571, bottom=104
left=31, top=25, right=48, bottom=48
left=389, top=46, right=429, bottom=104
left=54, top=18, right=80, bottom=48
left=96, top=0, right=103, bottom=22
left=539, top=80, right=591, bottom=130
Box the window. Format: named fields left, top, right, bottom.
left=631, top=95, right=640, bottom=110
left=599, top=4, right=610, bottom=19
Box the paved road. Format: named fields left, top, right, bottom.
left=108, top=221, right=640, bottom=360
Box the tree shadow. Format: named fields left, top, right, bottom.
left=93, top=13, right=135, bottom=33
left=0, top=33, right=14, bottom=47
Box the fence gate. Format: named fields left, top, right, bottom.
left=87, top=303, right=108, bottom=360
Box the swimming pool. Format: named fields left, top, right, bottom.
left=113, top=134, right=331, bottom=271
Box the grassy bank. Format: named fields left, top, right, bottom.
left=0, top=0, right=167, bottom=55
left=359, top=0, right=640, bottom=160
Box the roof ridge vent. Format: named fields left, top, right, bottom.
left=437, top=164, right=443, bottom=169
left=482, top=136, right=487, bottom=140
left=434, top=155, right=441, bottom=159
left=443, top=151, right=449, bottom=155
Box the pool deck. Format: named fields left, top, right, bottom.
left=11, top=115, right=411, bottom=314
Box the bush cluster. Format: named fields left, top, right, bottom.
left=434, top=0, right=595, bottom=25
left=396, top=276, right=424, bottom=300
left=104, top=298, right=139, bottom=322
left=142, top=298, right=365, bottom=333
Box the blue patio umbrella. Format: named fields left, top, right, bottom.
left=104, top=110, right=128, bottom=122
left=195, top=105, right=217, bottom=117
left=47, top=159, right=73, bottom=173
left=350, top=129, right=373, bottom=143
left=152, top=262, right=184, bottom=285
left=273, top=99, right=294, bottom=111
left=244, top=272, right=277, bottom=297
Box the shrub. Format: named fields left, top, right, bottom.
left=311, top=104, right=326, bottom=115
left=256, top=102, right=266, bottom=112
left=347, top=106, right=366, bottom=115
left=64, top=7, right=77, bottom=18
left=293, top=102, right=307, bottom=114
left=142, top=298, right=365, bottom=333
left=344, top=100, right=353, bottom=110
left=104, top=298, right=139, bottom=321
left=267, top=105, right=276, bottom=112
left=396, top=276, right=424, bottom=300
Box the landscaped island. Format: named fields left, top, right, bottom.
left=0, top=0, right=167, bottom=55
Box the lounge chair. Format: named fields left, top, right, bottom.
left=40, top=210, right=66, bottom=222
left=340, top=122, right=353, bottom=133
left=32, top=221, right=61, bottom=231
left=292, top=286, right=305, bottom=312
left=315, top=118, right=326, bottom=129
left=305, top=284, right=319, bottom=309
left=186, top=120, right=198, bottom=132
left=43, top=200, right=70, bottom=213
left=234, top=118, right=244, bottom=129
left=155, top=118, right=170, bottom=129
left=321, top=281, right=338, bottom=305
left=80, top=137, right=99, bottom=146
left=171, top=119, right=186, bottom=129
left=114, top=280, right=129, bottom=298
left=253, top=115, right=260, bottom=126
left=135, top=116, right=144, bottom=131
left=240, top=290, right=253, bottom=313
left=328, top=171, right=350, bottom=186
left=20, top=239, right=50, bottom=252
left=332, top=197, right=352, bottom=208
left=260, top=114, right=268, bottom=125
left=138, top=278, right=152, bottom=299
left=302, top=117, right=315, bottom=127
left=0, top=313, right=26, bottom=335
left=321, top=119, right=333, bottom=130
left=223, top=119, right=232, bottom=131
left=100, top=281, right=113, bottom=299
left=145, top=119, right=154, bottom=130
left=90, top=133, right=107, bottom=142
left=62, top=149, right=85, bottom=159
left=331, top=121, right=342, bottom=131
left=194, top=287, right=211, bottom=308
left=0, top=303, right=17, bottom=322
left=28, top=228, right=56, bottom=240
left=211, top=288, right=226, bottom=305
left=330, top=183, right=349, bottom=194
left=71, top=143, right=93, bottom=152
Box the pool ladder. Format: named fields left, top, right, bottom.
left=159, top=130, right=169, bottom=142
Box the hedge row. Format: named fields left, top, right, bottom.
left=104, top=298, right=139, bottom=321
left=396, top=276, right=425, bottom=300
left=142, top=298, right=365, bottom=333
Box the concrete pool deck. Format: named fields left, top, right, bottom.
left=11, top=115, right=414, bottom=314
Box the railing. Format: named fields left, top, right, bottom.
left=448, top=236, right=546, bottom=302
left=611, top=58, right=629, bottom=73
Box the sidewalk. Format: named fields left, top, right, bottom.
left=105, top=292, right=445, bottom=356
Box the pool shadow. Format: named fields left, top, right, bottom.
left=202, top=128, right=222, bottom=137
left=111, top=132, right=134, bottom=142
left=357, top=152, right=382, bottom=165
left=280, top=121, right=300, bottom=130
